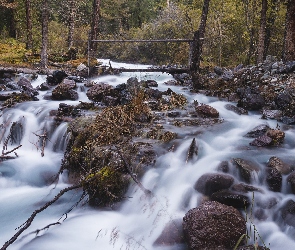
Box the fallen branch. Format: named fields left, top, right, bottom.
left=117, top=149, right=152, bottom=196
left=0, top=183, right=82, bottom=250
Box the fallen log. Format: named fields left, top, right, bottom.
left=0, top=66, right=55, bottom=75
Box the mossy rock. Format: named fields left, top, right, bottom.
left=83, top=166, right=129, bottom=206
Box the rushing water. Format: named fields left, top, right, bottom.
left=1, top=61, right=295, bottom=250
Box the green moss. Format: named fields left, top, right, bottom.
left=83, top=166, right=129, bottom=207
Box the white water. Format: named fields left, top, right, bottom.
left=0, top=61, right=295, bottom=250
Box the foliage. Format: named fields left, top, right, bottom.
left=0, top=38, right=29, bottom=65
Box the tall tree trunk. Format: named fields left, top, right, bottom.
left=25, top=0, right=33, bottom=51
left=264, top=0, right=279, bottom=58
left=283, top=0, right=295, bottom=61
left=67, top=0, right=76, bottom=49
left=257, top=0, right=267, bottom=63
left=190, top=0, right=210, bottom=91
left=7, top=0, right=16, bottom=38
left=40, top=0, right=49, bottom=68
left=89, top=0, right=101, bottom=52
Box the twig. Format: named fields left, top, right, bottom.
left=0, top=183, right=82, bottom=250
left=2, top=145, right=22, bottom=156
left=117, top=150, right=152, bottom=196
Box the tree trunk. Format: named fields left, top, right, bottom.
left=190, top=0, right=210, bottom=91
left=264, top=0, right=279, bottom=58
left=257, top=0, right=267, bottom=63
left=89, top=0, right=101, bottom=52
left=40, top=0, right=49, bottom=68
left=67, top=0, right=76, bottom=49
left=25, top=0, right=33, bottom=51
left=283, top=0, right=295, bottom=61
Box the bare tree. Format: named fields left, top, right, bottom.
left=257, top=0, right=267, bottom=63
left=89, top=0, right=101, bottom=52
left=40, top=0, right=49, bottom=68
left=190, top=0, right=211, bottom=90
left=283, top=0, right=295, bottom=61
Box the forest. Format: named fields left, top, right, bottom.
left=0, top=0, right=294, bottom=69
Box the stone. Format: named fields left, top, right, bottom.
left=261, top=110, right=282, bottom=120
left=211, top=190, right=250, bottom=209
left=249, top=134, right=272, bottom=147
left=194, top=173, right=234, bottom=196
left=238, top=93, right=265, bottom=111
left=266, top=167, right=282, bottom=192
left=231, top=183, right=262, bottom=193
left=244, top=124, right=270, bottom=138
left=280, top=200, right=295, bottom=227
left=267, top=156, right=290, bottom=175
left=195, top=104, right=219, bottom=118
left=287, top=172, right=295, bottom=194
left=153, top=219, right=184, bottom=246
left=47, top=70, right=68, bottom=85
left=232, top=158, right=260, bottom=183
left=52, top=84, right=78, bottom=101
left=275, top=91, right=292, bottom=109
left=225, top=104, right=248, bottom=115
left=183, top=201, right=246, bottom=250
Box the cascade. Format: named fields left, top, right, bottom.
left=0, top=61, right=295, bottom=250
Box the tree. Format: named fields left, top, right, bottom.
left=257, top=0, right=267, bottom=63
left=40, top=0, right=49, bottom=68
left=89, top=0, right=100, bottom=52
left=190, top=0, right=210, bottom=90
left=24, top=0, right=33, bottom=50
left=283, top=0, right=295, bottom=61
left=67, top=0, right=76, bottom=49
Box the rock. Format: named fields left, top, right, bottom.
left=153, top=219, right=185, bottom=246
left=231, top=183, right=262, bottom=193
left=38, top=82, right=50, bottom=91
left=261, top=110, right=282, bottom=120
left=280, top=200, right=295, bottom=227
left=267, top=156, right=290, bottom=175
left=186, top=138, right=198, bottom=163
left=194, top=173, right=234, bottom=196
left=86, top=83, right=119, bottom=104
left=281, top=116, right=295, bottom=125
left=211, top=190, right=250, bottom=209
left=275, top=91, right=292, bottom=109
left=182, top=201, right=246, bottom=250
left=238, top=93, right=265, bottom=111
left=17, top=77, right=33, bottom=89
left=266, top=167, right=282, bottom=192
left=287, top=172, right=295, bottom=194
left=266, top=129, right=285, bottom=145
left=217, top=161, right=230, bottom=173
left=47, top=70, right=68, bottom=85
left=213, top=66, right=224, bottom=75
left=52, top=84, right=78, bottom=100
left=233, top=158, right=259, bottom=183
left=225, top=104, right=248, bottom=115
left=244, top=124, right=270, bottom=138
left=249, top=134, right=272, bottom=147
left=195, top=104, right=219, bottom=118
left=77, top=63, right=87, bottom=71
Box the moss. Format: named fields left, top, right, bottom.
left=83, top=166, right=129, bottom=206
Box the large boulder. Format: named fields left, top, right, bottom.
left=47, top=70, right=68, bottom=85
left=52, top=83, right=78, bottom=100
left=265, top=167, right=282, bottom=192
left=232, top=158, right=260, bottom=183
left=194, top=173, right=234, bottom=196
left=183, top=201, right=246, bottom=250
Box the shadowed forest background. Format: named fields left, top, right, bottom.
left=0, top=0, right=293, bottom=67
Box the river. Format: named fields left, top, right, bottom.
left=1, top=60, right=295, bottom=250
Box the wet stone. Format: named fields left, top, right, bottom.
left=210, top=190, right=251, bottom=209
left=232, top=158, right=259, bottom=183
left=225, top=104, right=248, bottom=115
left=194, top=173, right=234, bottom=196
left=266, top=167, right=282, bottom=192
left=267, top=156, right=290, bottom=175
left=244, top=124, right=270, bottom=138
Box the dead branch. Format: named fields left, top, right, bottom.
left=32, top=130, right=49, bottom=157
left=2, top=145, right=22, bottom=156
left=117, top=150, right=152, bottom=196
left=22, top=222, right=61, bottom=239
left=0, top=183, right=82, bottom=250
